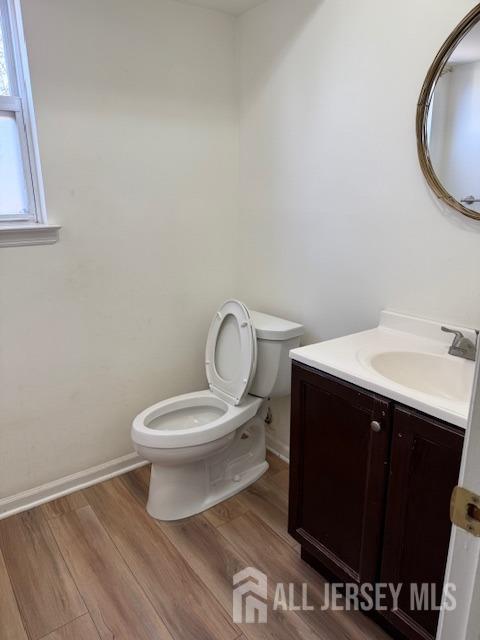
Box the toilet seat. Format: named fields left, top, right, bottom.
left=131, top=301, right=261, bottom=451
left=205, top=299, right=257, bottom=406
left=132, top=390, right=263, bottom=449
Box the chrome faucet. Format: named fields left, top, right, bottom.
left=441, top=327, right=478, bottom=361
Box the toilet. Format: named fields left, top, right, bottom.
left=131, top=299, right=303, bottom=521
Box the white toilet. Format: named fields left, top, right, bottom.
left=131, top=299, right=303, bottom=521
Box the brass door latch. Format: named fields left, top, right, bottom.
left=450, top=486, right=480, bottom=537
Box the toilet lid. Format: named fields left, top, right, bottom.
left=205, top=300, right=257, bottom=406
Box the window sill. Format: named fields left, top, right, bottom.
left=0, top=223, right=60, bottom=248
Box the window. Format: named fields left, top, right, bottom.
left=0, top=0, right=58, bottom=246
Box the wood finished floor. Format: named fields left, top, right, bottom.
left=0, top=451, right=391, bottom=640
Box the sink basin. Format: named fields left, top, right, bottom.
left=290, top=311, right=476, bottom=427
left=369, top=351, right=472, bottom=403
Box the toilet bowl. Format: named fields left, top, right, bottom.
left=131, top=299, right=303, bottom=521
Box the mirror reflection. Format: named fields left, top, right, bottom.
left=427, top=21, right=480, bottom=215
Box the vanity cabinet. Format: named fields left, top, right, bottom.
left=289, top=361, right=464, bottom=640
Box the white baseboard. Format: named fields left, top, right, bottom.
left=266, top=434, right=290, bottom=464
left=0, top=441, right=287, bottom=522
left=0, top=452, right=148, bottom=521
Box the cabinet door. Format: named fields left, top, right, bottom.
left=289, top=362, right=391, bottom=585
left=380, top=406, right=464, bottom=640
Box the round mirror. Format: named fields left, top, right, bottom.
left=417, top=4, right=480, bottom=220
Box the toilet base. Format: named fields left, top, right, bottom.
left=145, top=416, right=268, bottom=521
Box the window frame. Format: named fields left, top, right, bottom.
left=0, top=0, right=58, bottom=246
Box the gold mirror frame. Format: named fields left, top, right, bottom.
left=417, top=3, right=480, bottom=221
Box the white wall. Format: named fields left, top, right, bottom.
left=236, top=0, right=480, bottom=455
left=0, top=0, right=238, bottom=498
left=3, top=0, right=480, bottom=494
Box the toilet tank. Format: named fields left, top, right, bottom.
left=249, top=310, right=304, bottom=399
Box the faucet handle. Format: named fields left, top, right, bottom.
left=442, top=326, right=477, bottom=361
left=441, top=326, right=464, bottom=342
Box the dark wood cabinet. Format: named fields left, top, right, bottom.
left=289, top=362, right=464, bottom=640
left=380, top=406, right=464, bottom=640
left=289, top=362, right=391, bottom=585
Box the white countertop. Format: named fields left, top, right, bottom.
left=290, top=311, right=476, bottom=429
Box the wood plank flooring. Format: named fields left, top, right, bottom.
left=0, top=548, right=28, bottom=640
left=0, top=450, right=391, bottom=640
left=40, top=616, right=100, bottom=640
left=0, top=510, right=86, bottom=640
